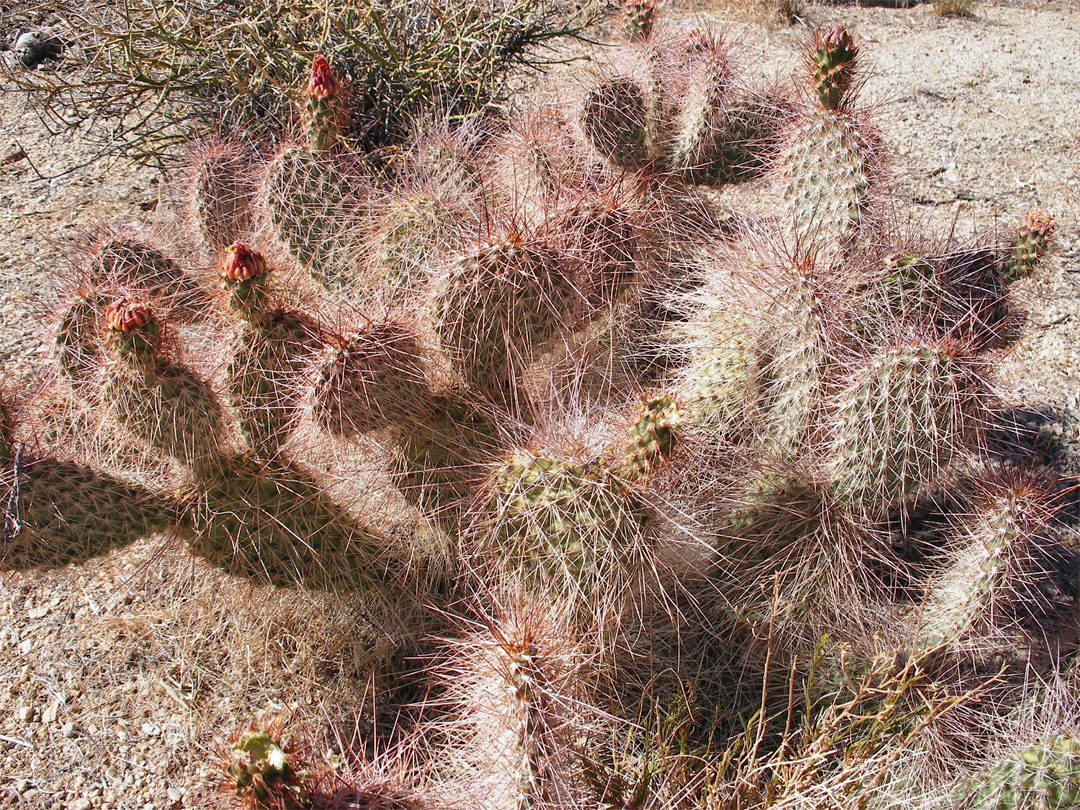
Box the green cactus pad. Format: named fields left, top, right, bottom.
left=1003, top=210, right=1057, bottom=284
left=391, top=394, right=499, bottom=522
left=433, top=235, right=581, bottom=393
left=89, top=237, right=210, bottom=322
left=623, top=0, right=656, bottom=41
left=582, top=77, right=652, bottom=171
left=782, top=109, right=872, bottom=267
left=669, top=43, right=732, bottom=181
left=956, top=736, right=1080, bottom=810
left=489, top=449, right=654, bottom=616
left=677, top=312, right=758, bottom=440
left=810, top=24, right=858, bottom=111
left=103, top=356, right=231, bottom=477
left=226, top=728, right=306, bottom=808
left=310, top=320, right=429, bottom=439
left=828, top=342, right=983, bottom=515
left=757, top=266, right=833, bottom=458
left=621, top=394, right=680, bottom=479
left=914, top=475, right=1066, bottom=660
left=226, top=310, right=323, bottom=457
left=190, top=141, right=254, bottom=254
left=263, top=146, right=367, bottom=296
left=559, top=199, right=641, bottom=309
left=369, top=190, right=464, bottom=302
left=55, top=291, right=110, bottom=388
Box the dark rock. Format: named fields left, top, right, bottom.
left=14, top=32, right=62, bottom=70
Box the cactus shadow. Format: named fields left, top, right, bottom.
left=182, top=457, right=395, bottom=592
left=0, top=455, right=177, bottom=571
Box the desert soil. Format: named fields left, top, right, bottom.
left=0, top=0, right=1078, bottom=807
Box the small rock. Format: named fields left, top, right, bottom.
left=42, top=701, right=59, bottom=723
left=141, top=722, right=160, bottom=737
left=17, top=705, right=33, bottom=723
left=0, top=147, right=25, bottom=167
left=167, top=787, right=183, bottom=805
left=69, top=799, right=92, bottom=810
left=14, top=32, right=62, bottom=70
left=61, top=721, right=77, bottom=738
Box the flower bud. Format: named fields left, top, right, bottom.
left=220, top=241, right=266, bottom=283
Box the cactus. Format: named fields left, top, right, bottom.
left=582, top=76, right=652, bottom=171
left=263, top=145, right=367, bottom=296
left=782, top=108, right=874, bottom=266
left=304, top=54, right=344, bottom=152
left=226, top=307, right=324, bottom=457
left=756, top=258, right=836, bottom=457
left=669, top=33, right=732, bottom=181
left=224, top=726, right=307, bottom=809
left=188, top=139, right=255, bottom=254
left=368, top=188, right=466, bottom=301
left=827, top=339, right=985, bottom=515
left=621, top=394, right=680, bottom=479
left=55, top=290, right=111, bottom=388
left=558, top=193, right=642, bottom=309
left=101, top=300, right=231, bottom=475
left=809, top=23, right=859, bottom=112
left=9, top=23, right=1076, bottom=809
left=956, top=736, right=1080, bottom=810
left=391, top=392, right=500, bottom=521
left=309, top=319, right=429, bottom=439
left=432, top=232, right=582, bottom=395
left=623, top=0, right=656, bottom=41
left=782, top=25, right=875, bottom=266
left=220, top=240, right=270, bottom=317
left=87, top=233, right=210, bottom=321
left=912, top=470, right=1071, bottom=662
left=1003, top=209, right=1057, bottom=284
left=485, top=446, right=655, bottom=625
left=676, top=311, right=758, bottom=440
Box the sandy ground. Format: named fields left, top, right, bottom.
left=0, top=1, right=1078, bottom=807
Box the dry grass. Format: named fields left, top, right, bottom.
left=932, top=0, right=977, bottom=17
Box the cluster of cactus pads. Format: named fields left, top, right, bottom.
left=4, top=8, right=1078, bottom=809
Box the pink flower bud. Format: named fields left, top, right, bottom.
left=220, top=241, right=266, bottom=282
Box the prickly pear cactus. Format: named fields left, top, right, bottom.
left=956, top=737, right=1080, bottom=810
left=433, top=233, right=582, bottom=394
left=1004, top=209, right=1057, bottom=283
left=9, top=12, right=1073, bottom=809
left=827, top=340, right=984, bottom=515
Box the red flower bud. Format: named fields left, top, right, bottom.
left=818, top=22, right=854, bottom=54
left=305, top=54, right=341, bottom=100
left=220, top=241, right=266, bottom=282
left=1019, top=209, right=1057, bottom=239
left=105, top=299, right=153, bottom=334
